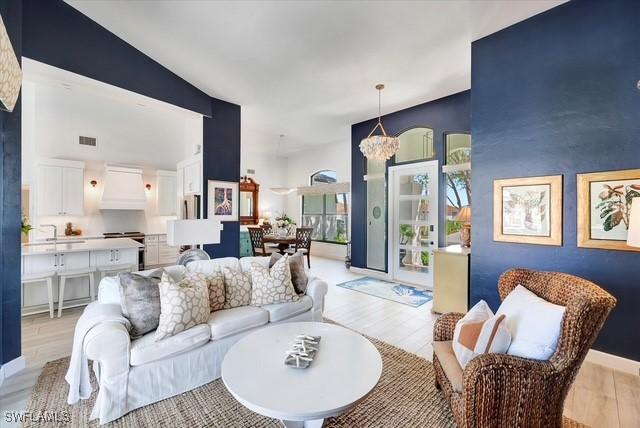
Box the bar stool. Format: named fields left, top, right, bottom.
left=58, top=267, right=96, bottom=318
left=97, top=263, right=137, bottom=281
left=22, top=271, right=56, bottom=318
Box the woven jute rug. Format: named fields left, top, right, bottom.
left=24, top=328, right=587, bottom=427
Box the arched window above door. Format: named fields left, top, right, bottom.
left=395, top=127, right=435, bottom=163
left=310, top=170, right=337, bottom=185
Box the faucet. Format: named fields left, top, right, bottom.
left=40, top=224, right=58, bottom=241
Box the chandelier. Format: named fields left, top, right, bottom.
left=359, top=84, right=399, bottom=161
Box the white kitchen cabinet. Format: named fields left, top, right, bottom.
left=62, top=167, right=85, bottom=216
left=37, top=159, right=85, bottom=216
left=93, top=248, right=138, bottom=267
left=145, top=234, right=179, bottom=266
left=157, top=170, right=177, bottom=216
left=183, top=161, right=201, bottom=195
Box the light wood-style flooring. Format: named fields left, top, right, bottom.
left=1, top=256, right=638, bottom=428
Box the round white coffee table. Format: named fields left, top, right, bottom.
left=221, top=321, right=382, bottom=428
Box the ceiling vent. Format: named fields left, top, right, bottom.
left=79, top=136, right=97, bottom=147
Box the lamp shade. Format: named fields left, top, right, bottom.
left=456, top=206, right=472, bottom=223
left=627, top=198, right=640, bottom=248
left=167, top=219, right=223, bottom=246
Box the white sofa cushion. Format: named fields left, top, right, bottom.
left=187, top=257, right=240, bottom=275
left=497, top=285, right=566, bottom=360
left=130, top=323, right=210, bottom=366
left=207, top=306, right=269, bottom=340
left=156, top=272, right=210, bottom=341
left=249, top=255, right=299, bottom=306
left=263, top=295, right=313, bottom=322
left=239, top=256, right=269, bottom=272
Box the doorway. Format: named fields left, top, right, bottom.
left=388, top=160, right=439, bottom=289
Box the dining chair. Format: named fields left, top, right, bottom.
left=285, top=227, right=313, bottom=268
left=248, top=227, right=277, bottom=257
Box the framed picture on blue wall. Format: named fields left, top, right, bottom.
left=207, top=180, right=239, bottom=222
left=577, top=169, right=640, bottom=252
left=493, top=175, right=563, bottom=246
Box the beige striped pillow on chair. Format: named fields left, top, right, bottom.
left=452, top=301, right=511, bottom=369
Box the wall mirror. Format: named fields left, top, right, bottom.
left=239, top=176, right=260, bottom=225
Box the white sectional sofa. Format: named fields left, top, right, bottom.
left=79, top=256, right=328, bottom=424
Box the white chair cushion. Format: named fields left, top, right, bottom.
left=262, top=295, right=313, bottom=322
left=497, top=285, right=566, bottom=360
left=239, top=256, right=270, bottom=272
left=207, top=306, right=269, bottom=340
left=130, top=323, right=210, bottom=366
left=187, top=257, right=240, bottom=276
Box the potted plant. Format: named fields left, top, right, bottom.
left=274, top=212, right=296, bottom=237
left=21, top=215, right=33, bottom=242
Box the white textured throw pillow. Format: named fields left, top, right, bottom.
left=452, top=300, right=511, bottom=369
left=222, top=267, right=252, bottom=309
left=155, top=272, right=210, bottom=341
left=497, top=285, right=566, bottom=360
left=249, top=255, right=299, bottom=306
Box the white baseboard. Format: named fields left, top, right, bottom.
left=349, top=266, right=391, bottom=280
left=0, top=355, right=26, bottom=387
left=586, top=349, right=640, bottom=376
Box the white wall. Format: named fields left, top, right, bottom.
left=285, top=139, right=351, bottom=260
left=22, top=77, right=201, bottom=239
left=241, top=128, right=288, bottom=218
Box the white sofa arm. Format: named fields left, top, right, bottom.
left=306, top=277, right=328, bottom=322
left=85, top=321, right=131, bottom=368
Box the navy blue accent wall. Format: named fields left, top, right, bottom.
left=471, top=0, right=640, bottom=359
left=0, top=0, right=22, bottom=366
left=351, top=91, right=470, bottom=271
left=203, top=98, right=241, bottom=258
left=23, top=0, right=211, bottom=116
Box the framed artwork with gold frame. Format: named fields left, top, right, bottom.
left=493, top=175, right=563, bottom=246
left=577, top=169, right=640, bottom=252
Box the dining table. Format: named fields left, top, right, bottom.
left=263, top=235, right=296, bottom=254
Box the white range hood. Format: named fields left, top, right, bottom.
left=100, top=164, right=146, bottom=210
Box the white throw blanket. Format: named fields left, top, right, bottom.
left=65, top=302, right=130, bottom=405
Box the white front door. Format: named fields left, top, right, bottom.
left=389, top=161, right=439, bottom=289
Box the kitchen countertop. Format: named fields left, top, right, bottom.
left=22, top=237, right=144, bottom=256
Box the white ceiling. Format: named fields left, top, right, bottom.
left=65, top=0, right=566, bottom=154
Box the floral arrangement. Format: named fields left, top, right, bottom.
left=274, top=212, right=296, bottom=229
left=21, top=214, right=33, bottom=237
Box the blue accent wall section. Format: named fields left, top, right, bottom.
left=471, top=0, right=640, bottom=360
left=351, top=91, right=470, bottom=271
left=202, top=98, right=241, bottom=258
left=0, top=0, right=22, bottom=366
left=23, top=0, right=211, bottom=116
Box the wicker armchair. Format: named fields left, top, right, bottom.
left=433, top=268, right=616, bottom=428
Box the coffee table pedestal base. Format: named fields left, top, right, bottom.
left=282, top=418, right=324, bottom=428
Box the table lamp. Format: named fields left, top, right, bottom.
left=456, top=206, right=472, bottom=248
left=627, top=198, right=640, bottom=248
left=167, top=219, right=224, bottom=265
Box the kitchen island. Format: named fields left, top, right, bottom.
left=21, top=238, right=144, bottom=316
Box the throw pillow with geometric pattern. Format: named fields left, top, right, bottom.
left=155, top=271, right=210, bottom=341
left=249, top=255, right=299, bottom=306
left=206, top=271, right=226, bottom=312
left=222, top=267, right=252, bottom=309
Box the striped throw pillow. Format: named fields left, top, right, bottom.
left=452, top=300, right=511, bottom=369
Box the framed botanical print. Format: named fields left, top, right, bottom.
left=577, top=169, right=640, bottom=252
left=207, top=180, right=239, bottom=222
left=493, top=175, right=563, bottom=246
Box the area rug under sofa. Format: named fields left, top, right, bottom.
left=23, top=327, right=586, bottom=428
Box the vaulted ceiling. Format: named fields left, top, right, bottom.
left=66, top=0, right=566, bottom=153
